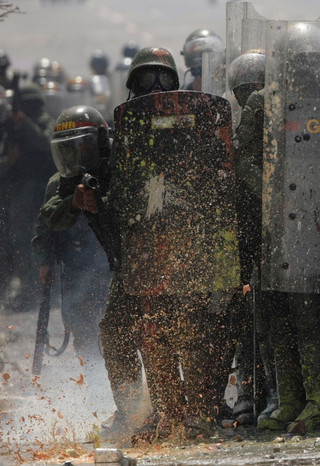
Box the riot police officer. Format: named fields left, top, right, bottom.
left=113, top=46, right=239, bottom=443
left=40, top=105, right=144, bottom=441
left=228, top=51, right=280, bottom=426
left=3, top=81, right=56, bottom=311
left=0, top=50, right=12, bottom=89
left=180, top=28, right=225, bottom=93
left=257, top=20, right=320, bottom=434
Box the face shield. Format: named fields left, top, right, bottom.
left=51, top=127, right=100, bottom=178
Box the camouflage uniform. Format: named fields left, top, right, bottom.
left=237, top=89, right=311, bottom=431
left=32, top=172, right=110, bottom=360
left=1, top=82, right=56, bottom=310
left=40, top=164, right=143, bottom=437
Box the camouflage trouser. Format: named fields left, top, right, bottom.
left=99, top=274, right=143, bottom=417
left=286, top=293, right=320, bottom=405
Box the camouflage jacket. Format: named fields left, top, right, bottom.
left=40, top=160, right=121, bottom=272
left=32, top=172, right=109, bottom=270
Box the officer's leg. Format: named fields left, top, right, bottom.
left=232, top=295, right=266, bottom=426
left=178, top=293, right=227, bottom=435
left=258, top=292, right=306, bottom=430
left=288, top=293, right=320, bottom=434
left=62, top=262, right=102, bottom=360
left=99, top=275, right=143, bottom=437
left=132, top=295, right=186, bottom=443
left=256, top=290, right=278, bottom=423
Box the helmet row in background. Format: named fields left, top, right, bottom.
left=262, top=20, right=320, bottom=294
left=88, top=49, right=113, bottom=125
left=225, top=1, right=268, bottom=127
left=180, top=28, right=226, bottom=96
left=31, top=53, right=113, bottom=124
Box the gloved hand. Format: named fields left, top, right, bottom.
left=72, top=184, right=98, bottom=213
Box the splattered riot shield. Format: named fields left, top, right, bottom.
left=262, top=20, right=320, bottom=294
left=201, top=51, right=226, bottom=97
left=112, top=90, right=240, bottom=296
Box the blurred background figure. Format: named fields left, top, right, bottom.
left=41, top=80, right=66, bottom=120
left=180, top=28, right=226, bottom=95
left=88, top=50, right=113, bottom=127
left=65, top=75, right=92, bottom=108
left=32, top=58, right=68, bottom=120
left=32, top=57, right=68, bottom=88
left=110, top=40, right=140, bottom=111
left=0, top=50, right=12, bottom=89
left=0, top=80, right=56, bottom=312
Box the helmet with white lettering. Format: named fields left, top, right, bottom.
left=51, top=105, right=109, bottom=178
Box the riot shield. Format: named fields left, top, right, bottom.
left=262, top=20, right=320, bottom=294
left=226, top=2, right=267, bottom=68
left=201, top=51, right=226, bottom=97
left=112, top=90, right=240, bottom=296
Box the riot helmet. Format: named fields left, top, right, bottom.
left=51, top=105, right=109, bottom=178
left=228, top=51, right=266, bottom=107
left=115, top=42, right=140, bottom=72
left=181, top=29, right=225, bottom=76
left=126, top=46, right=179, bottom=97
left=66, top=76, right=91, bottom=107
left=122, top=40, right=139, bottom=59
left=90, top=50, right=109, bottom=75
left=66, top=76, right=90, bottom=92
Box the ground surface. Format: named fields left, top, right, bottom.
left=1, top=299, right=320, bottom=465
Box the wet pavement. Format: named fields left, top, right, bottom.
left=1, top=302, right=320, bottom=465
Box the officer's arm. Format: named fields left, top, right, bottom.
left=40, top=193, right=80, bottom=231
